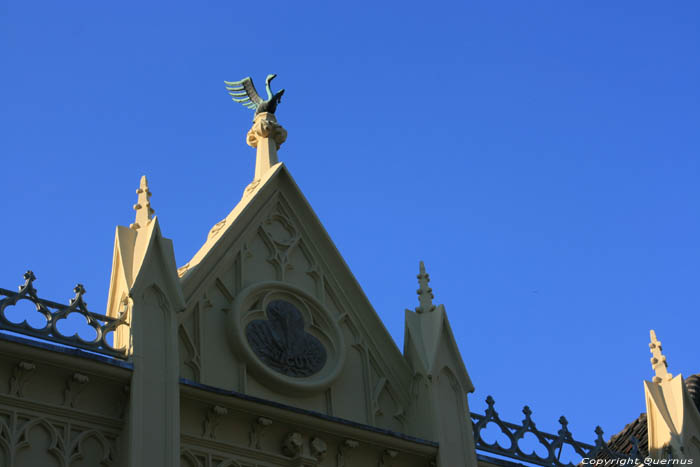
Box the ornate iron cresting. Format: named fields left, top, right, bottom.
left=0, top=271, right=129, bottom=358
left=471, top=396, right=637, bottom=466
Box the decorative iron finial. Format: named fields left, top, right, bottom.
left=594, top=425, right=604, bottom=437
left=558, top=416, right=570, bottom=435
left=69, top=284, right=88, bottom=309
left=131, top=175, right=154, bottom=230
left=415, top=261, right=436, bottom=313
left=20, top=271, right=36, bottom=293
left=224, top=74, right=285, bottom=115
left=649, top=329, right=672, bottom=383
left=22, top=270, right=35, bottom=284
left=522, top=406, right=535, bottom=426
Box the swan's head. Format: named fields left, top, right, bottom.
left=266, top=74, right=277, bottom=85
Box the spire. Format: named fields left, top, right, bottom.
left=649, top=329, right=672, bottom=383
left=130, top=175, right=154, bottom=230
left=415, top=261, right=436, bottom=313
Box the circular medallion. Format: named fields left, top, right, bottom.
left=228, top=282, right=345, bottom=393
left=245, top=300, right=326, bottom=377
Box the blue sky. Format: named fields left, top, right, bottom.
left=2, top=0, right=699, bottom=459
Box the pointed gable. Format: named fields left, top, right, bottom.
left=175, top=161, right=416, bottom=433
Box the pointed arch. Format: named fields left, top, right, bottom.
left=15, top=417, right=63, bottom=466
left=180, top=449, right=203, bottom=467
left=68, top=429, right=113, bottom=466
left=437, top=365, right=462, bottom=393
left=0, top=420, right=10, bottom=467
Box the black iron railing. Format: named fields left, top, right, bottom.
left=471, top=395, right=640, bottom=466
left=0, top=271, right=129, bottom=358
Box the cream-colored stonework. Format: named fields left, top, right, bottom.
left=178, top=164, right=416, bottom=426
left=0, top=337, right=130, bottom=466
left=246, top=112, right=287, bottom=194
left=172, top=112, right=476, bottom=466
left=403, top=263, right=476, bottom=467
left=179, top=383, right=437, bottom=467
left=105, top=175, right=185, bottom=467
left=644, top=330, right=700, bottom=460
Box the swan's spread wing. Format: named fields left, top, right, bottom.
left=224, top=77, right=263, bottom=110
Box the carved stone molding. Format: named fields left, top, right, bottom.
left=177, top=262, right=191, bottom=278
left=310, top=437, right=327, bottom=461
left=378, top=449, right=398, bottom=467
left=372, top=377, right=405, bottom=427
left=181, top=445, right=244, bottom=467
left=244, top=112, right=287, bottom=195
left=227, top=281, right=345, bottom=394
left=8, top=361, right=35, bottom=398
left=372, top=377, right=388, bottom=417
left=246, top=113, right=287, bottom=150
left=248, top=416, right=272, bottom=449
left=282, top=432, right=303, bottom=458
left=68, top=429, right=114, bottom=465
left=259, top=211, right=301, bottom=279
left=202, top=406, right=228, bottom=440
left=63, top=373, right=89, bottom=408
left=208, top=218, right=227, bottom=240
left=243, top=179, right=261, bottom=196
left=179, top=322, right=202, bottom=381
left=0, top=411, right=117, bottom=466
left=181, top=449, right=204, bottom=467
left=336, top=439, right=359, bottom=467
